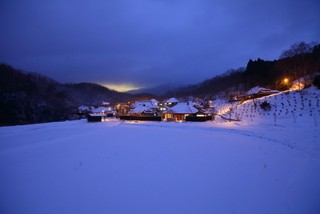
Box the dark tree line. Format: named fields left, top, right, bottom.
left=0, top=64, right=71, bottom=125
left=171, top=68, right=245, bottom=97
left=0, top=64, right=132, bottom=125
left=168, top=41, right=320, bottom=98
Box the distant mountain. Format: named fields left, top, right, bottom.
left=128, top=83, right=180, bottom=96
left=63, top=82, right=132, bottom=106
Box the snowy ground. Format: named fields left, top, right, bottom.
left=1, top=117, right=319, bottom=214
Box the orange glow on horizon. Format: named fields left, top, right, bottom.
left=102, top=83, right=141, bottom=92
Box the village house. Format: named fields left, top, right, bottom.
left=164, top=97, right=179, bottom=107
left=163, top=101, right=199, bottom=122
left=130, top=99, right=160, bottom=115
left=87, top=113, right=105, bottom=122
left=87, top=104, right=116, bottom=122
left=118, top=99, right=162, bottom=121
left=77, top=105, right=93, bottom=115
left=236, top=86, right=279, bottom=101
left=150, top=99, right=160, bottom=106
left=128, top=105, right=158, bottom=116
left=185, top=111, right=213, bottom=122
left=91, top=106, right=116, bottom=117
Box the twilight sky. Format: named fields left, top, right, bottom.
left=0, top=0, right=319, bottom=91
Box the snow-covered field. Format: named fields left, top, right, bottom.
left=1, top=115, right=319, bottom=213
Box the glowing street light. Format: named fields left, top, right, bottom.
left=283, top=78, right=289, bottom=84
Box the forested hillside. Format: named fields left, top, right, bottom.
left=169, top=42, right=320, bottom=97
left=0, top=64, right=132, bottom=125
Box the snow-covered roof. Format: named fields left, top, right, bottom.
left=189, top=101, right=204, bottom=109
left=150, top=99, right=159, bottom=104
left=132, top=100, right=159, bottom=109
left=91, top=106, right=111, bottom=113
left=129, top=106, right=154, bottom=114
left=78, top=105, right=91, bottom=111
left=247, top=86, right=267, bottom=95
left=165, top=97, right=179, bottom=103
left=247, top=86, right=279, bottom=95
left=165, top=102, right=198, bottom=114
left=88, top=113, right=105, bottom=117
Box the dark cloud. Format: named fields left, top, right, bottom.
left=1, top=0, right=319, bottom=90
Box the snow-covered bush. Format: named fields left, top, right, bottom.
left=260, top=101, right=271, bottom=111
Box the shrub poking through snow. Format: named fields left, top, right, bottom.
left=313, top=74, right=320, bottom=89
left=260, top=101, right=271, bottom=111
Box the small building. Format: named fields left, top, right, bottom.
left=87, top=113, right=105, bottom=122
left=164, top=97, right=180, bottom=107
left=77, top=105, right=93, bottom=116
left=186, top=112, right=213, bottom=122
left=130, top=100, right=160, bottom=116
left=132, top=100, right=159, bottom=109
left=237, top=86, right=279, bottom=101
left=159, top=105, right=168, bottom=112
left=163, top=102, right=199, bottom=122
left=91, top=106, right=116, bottom=117
left=128, top=105, right=158, bottom=116
left=120, top=101, right=161, bottom=121
left=150, top=99, right=160, bottom=106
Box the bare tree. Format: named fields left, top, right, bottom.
left=279, top=42, right=317, bottom=85
left=280, top=41, right=314, bottom=58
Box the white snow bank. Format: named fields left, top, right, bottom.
left=0, top=119, right=319, bottom=214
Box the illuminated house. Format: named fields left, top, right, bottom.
left=118, top=99, right=162, bottom=121
left=128, top=105, right=158, bottom=116
left=185, top=110, right=213, bottom=122
left=87, top=106, right=116, bottom=122
left=91, top=106, right=115, bottom=116
left=130, top=100, right=160, bottom=115
left=163, top=102, right=199, bottom=121
left=150, top=99, right=160, bottom=106
left=164, top=97, right=180, bottom=107
left=77, top=105, right=93, bottom=115
left=132, top=100, right=159, bottom=109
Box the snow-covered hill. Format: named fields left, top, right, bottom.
left=218, top=86, right=320, bottom=126
left=1, top=111, right=319, bottom=214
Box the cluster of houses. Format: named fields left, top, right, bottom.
left=79, top=102, right=116, bottom=122
left=83, top=97, right=214, bottom=122
left=80, top=86, right=280, bottom=123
